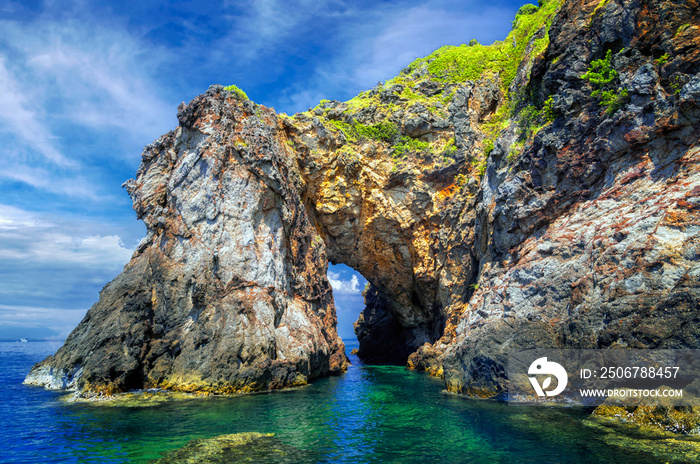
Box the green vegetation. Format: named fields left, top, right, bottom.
left=354, top=121, right=399, bottom=142
left=224, top=84, right=249, bottom=101
left=483, top=139, right=495, bottom=157
left=581, top=49, right=629, bottom=115
left=507, top=141, right=525, bottom=164
left=443, top=138, right=458, bottom=156
left=542, top=95, right=556, bottom=122
left=675, top=23, right=691, bottom=36
left=297, top=0, right=566, bottom=179
left=591, top=0, right=611, bottom=18
left=581, top=50, right=618, bottom=89
left=476, top=160, right=487, bottom=177
left=655, top=53, right=670, bottom=66
left=456, top=173, right=468, bottom=188
left=326, top=119, right=399, bottom=143
left=514, top=94, right=557, bottom=139
left=516, top=4, right=539, bottom=16
left=400, top=87, right=427, bottom=102
left=601, top=88, right=630, bottom=114
left=403, top=0, right=563, bottom=92
left=517, top=105, right=541, bottom=138
left=670, top=75, right=685, bottom=95
left=393, top=136, right=430, bottom=158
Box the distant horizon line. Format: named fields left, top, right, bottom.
left=0, top=338, right=66, bottom=343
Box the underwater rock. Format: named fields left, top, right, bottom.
left=150, top=432, right=313, bottom=464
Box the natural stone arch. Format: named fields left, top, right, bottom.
left=279, top=87, right=497, bottom=362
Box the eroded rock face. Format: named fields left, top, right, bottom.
left=25, top=88, right=346, bottom=394
left=431, top=0, right=700, bottom=395
left=25, top=0, right=700, bottom=398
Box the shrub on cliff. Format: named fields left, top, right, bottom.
left=581, top=49, right=630, bottom=115
left=516, top=4, right=539, bottom=17
left=224, top=84, right=249, bottom=101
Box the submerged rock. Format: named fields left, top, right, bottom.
left=592, top=385, right=700, bottom=436
left=64, top=389, right=203, bottom=407
left=150, top=432, right=313, bottom=464
left=584, top=417, right=700, bottom=463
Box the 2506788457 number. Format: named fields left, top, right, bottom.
left=598, top=366, right=680, bottom=379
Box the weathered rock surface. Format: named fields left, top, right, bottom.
left=433, top=0, right=700, bottom=397
left=25, top=0, right=700, bottom=404
left=25, top=89, right=346, bottom=394
left=150, top=432, right=313, bottom=464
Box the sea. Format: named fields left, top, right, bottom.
left=0, top=341, right=696, bottom=463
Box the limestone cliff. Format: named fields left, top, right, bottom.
left=26, top=0, right=700, bottom=398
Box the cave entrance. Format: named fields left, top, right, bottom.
left=327, top=262, right=430, bottom=366
left=327, top=262, right=366, bottom=348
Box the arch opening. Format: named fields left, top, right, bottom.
left=326, top=262, right=446, bottom=366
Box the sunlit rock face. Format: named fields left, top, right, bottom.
left=25, top=88, right=347, bottom=394
left=429, top=0, right=700, bottom=395
left=26, top=0, right=700, bottom=397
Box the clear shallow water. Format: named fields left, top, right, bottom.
left=0, top=342, right=694, bottom=463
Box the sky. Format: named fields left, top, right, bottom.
left=0, top=0, right=530, bottom=342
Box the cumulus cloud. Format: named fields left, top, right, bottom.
left=0, top=205, right=136, bottom=339
left=328, top=271, right=361, bottom=295
left=327, top=265, right=367, bottom=339
left=0, top=204, right=133, bottom=269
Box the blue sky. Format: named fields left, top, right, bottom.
left=0, top=0, right=529, bottom=341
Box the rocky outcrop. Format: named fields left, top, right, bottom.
left=353, top=285, right=417, bottom=364
left=433, top=0, right=700, bottom=396
left=25, top=0, right=700, bottom=401
left=25, top=89, right=346, bottom=394
left=151, top=432, right=313, bottom=464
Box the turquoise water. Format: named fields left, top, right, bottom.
left=1, top=342, right=695, bottom=463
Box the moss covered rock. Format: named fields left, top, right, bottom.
left=151, top=432, right=313, bottom=464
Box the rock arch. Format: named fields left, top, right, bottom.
left=25, top=0, right=700, bottom=399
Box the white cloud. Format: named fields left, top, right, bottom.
left=0, top=204, right=44, bottom=230
left=21, top=24, right=173, bottom=140
left=328, top=271, right=361, bottom=295
left=0, top=160, right=107, bottom=200
left=0, top=205, right=133, bottom=267
left=0, top=304, right=87, bottom=340
left=0, top=57, right=71, bottom=166
left=0, top=305, right=86, bottom=323
left=220, top=0, right=346, bottom=61
left=0, top=204, right=138, bottom=340
left=0, top=14, right=175, bottom=198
